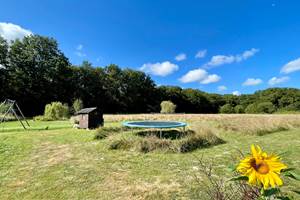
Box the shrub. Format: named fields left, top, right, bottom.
left=234, top=105, right=244, bottom=113
left=72, top=98, right=83, bottom=113
left=160, top=101, right=176, bottom=114
left=44, top=102, right=69, bottom=120
left=219, top=104, right=234, bottom=114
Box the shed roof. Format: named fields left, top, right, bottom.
left=76, top=107, right=97, bottom=114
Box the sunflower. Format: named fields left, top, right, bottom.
left=237, top=145, right=287, bottom=189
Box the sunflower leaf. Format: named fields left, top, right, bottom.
left=277, top=196, right=292, bottom=200
left=228, top=176, right=248, bottom=181
left=281, top=168, right=296, bottom=173
left=262, top=188, right=280, bottom=196
left=292, top=190, right=300, bottom=195
left=284, top=172, right=300, bottom=181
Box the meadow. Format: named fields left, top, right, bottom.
left=0, top=114, right=299, bottom=199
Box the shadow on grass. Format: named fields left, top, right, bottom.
left=0, top=126, right=71, bottom=133
left=136, top=129, right=194, bottom=140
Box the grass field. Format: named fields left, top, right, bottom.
left=0, top=114, right=299, bottom=199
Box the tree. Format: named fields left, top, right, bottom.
left=256, top=102, right=276, bottom=113
left=0, top=36, right=9, bottom=100
left=234, top=105, right=245, bottom=113
left=73, top=99, right=83, bottom=113
left=245, top=102, right=276, bottom=114
left=219, top=104, right=234, bottom=113
left=160, top=101, right=176, bottom=114
left=7, top=35, right=71, bottom=116
left=44, top=102, right=69, bottom=120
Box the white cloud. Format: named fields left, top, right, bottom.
left=268, top=76, right=289, bottom=85
left=140, top=61, right=179, bottom=76
left=280, top=57, right=300, bottom=74
left=75, top=44, right=87, bottom=57
left=218, top=85, right=227, bottom=91
left=195, top=49, right=207, bottom=59
left=75, top=51, right=86, bottom=57
left=179, top=69, right=207, bottom=83
left=200, top=74, right=221, bottom=84
left=0, top=22, right=32, bottom=42
left=236, top=48, right=260, bottom=62
left=242, top=78, right=263, bottom=86
left=207, top=55, right=235, bottom=67
left=179, top=68, right=220, bottom=84
left=204, top=48, right=259, bottom=68
left=175, top=53, right=186, bottom=61
left=76, top=44, right=83, bottom=51
left=232, top=91, right=241, bottom=96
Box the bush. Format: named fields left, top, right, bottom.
left=72, top=98, right=83, bottom=113
left=44, top=102, right=69, bottom=120
left=234, top=105, right=244, bottom=113
left=245, top=102, right=275, bottom=114
left=160, top=101, right=176, bottom=114
left=219, top=104, right=234, bottom=113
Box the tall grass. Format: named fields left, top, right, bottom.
left=104, top=114, right=300, bottom=135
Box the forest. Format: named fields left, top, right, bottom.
left=1, top=35, right=300, bottom=116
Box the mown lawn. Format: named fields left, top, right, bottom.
left=0, top=116, right=299, bottom=200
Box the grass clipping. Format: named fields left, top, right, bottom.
left=95, top=125, right=224, bottom=153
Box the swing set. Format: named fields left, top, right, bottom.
left=0, top=99, right=30, bottom=129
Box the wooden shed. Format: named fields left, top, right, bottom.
left=75, top=107, right=103, bottom=129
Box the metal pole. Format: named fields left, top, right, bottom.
left=15, top=102, right=30, bottom=127
left=11, top=107, right=26, bottom=129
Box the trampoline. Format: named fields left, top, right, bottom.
left=122, top=121, right=187, bottom=138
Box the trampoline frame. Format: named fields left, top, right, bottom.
left=122, top=121, right=187, bottom=138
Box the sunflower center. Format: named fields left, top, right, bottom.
left=250, top=159, right=270, bottom=174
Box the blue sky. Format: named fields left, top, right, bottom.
left=1, top=0, right=300, bottom=95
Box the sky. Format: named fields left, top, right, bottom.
left=1, top=0, right=300, bottom=95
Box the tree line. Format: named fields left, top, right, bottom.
left=1, top=35, right=300, bottom=116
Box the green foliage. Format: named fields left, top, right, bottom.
left=234, top=105, right=245, bottom=113
left=44, top=102, right=69, bottom=120
left=245, top=102, right=276, bottom=113
left=160, top=101, right=176, bottom=114
left=219, top=104, right=234, bottom=113
left=73, top=99, right=83, bottom=113
left=256, top=102, right=276, bottom=113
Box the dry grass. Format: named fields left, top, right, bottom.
left=105, top=114, right=300, bottom=135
